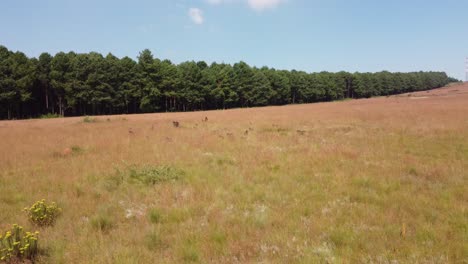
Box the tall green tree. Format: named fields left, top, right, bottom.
left=138, top=49, right=162, bottom=112
left=0, top=48, right=35, bottom=119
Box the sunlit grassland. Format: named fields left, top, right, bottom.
left=0, top=85, right=467, bottom=263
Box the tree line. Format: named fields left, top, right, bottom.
left=0, top=45, right=458, bottom=120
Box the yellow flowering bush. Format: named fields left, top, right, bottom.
left=0, top=224, right=38, bottom=262
left=24, top=199, right=62, bottom=227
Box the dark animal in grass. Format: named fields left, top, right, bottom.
left=173, top=121, right=180, bottom=128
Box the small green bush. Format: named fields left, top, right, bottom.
left=0, top=224, right=39, bottom=262
left=24, top=199, right=62, bottom=227
left=103, top=165, right=184, bottom=192
left=127, top=165, right=184, bottom=185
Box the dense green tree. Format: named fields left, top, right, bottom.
left=0, top=45, right=458, bottom=119
left=118, top=56, right=140, bottom=113
left=159, top=59, right=180, bottom=112
left=178, top=61, right=204, bottom=111
left=138, top=49, right=162, bottom=112
left=288, top=70, right=308, bottom=104
left=36, top=52, right=53, bottom=113
left=262, top=68, right=291, bottom=105
left=209, top=63, right=238, bottom=109
left=249, top=70, right=273, bottom=106
left=0, top=48, right=35, bottom=119
left=233, top=61, right=256, bottom=107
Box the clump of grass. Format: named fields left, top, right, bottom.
left=147, top=208, right=191, bottom=225
left=83, top=116, right=97, bottom=123
left=148, top=208, right=163, bottom=224
left=210, top=230, right=227, bottom=254
left=90, top=213, right=114, bottom=232
left=73, top=184, right=85, bottom=198
left=24, top=199, right=62, bottom=227
left=39, top=113, right=62, bottom=119
left=328, top=228, right=355, bottom=249
left=260, top=126, right=290, bottom=133
left=127, top=165, right=185, bottom=186
left=103, top=165, right=184, bottom=191
left=408, top=167, right=418, bottom=176
left=1, top=191, right=25, bottom=205
left=145, top=229, right=165, bottom=250
left=0, top=224, right=39, bottom=262
left=181, top=237, right=200, bottom=262
left=102, top=173, right=124, bottom=192
left=215, top=156, right=236, bottom=166
left=416, top=226, right=436, bottom=244
left=166, top=208, right=191, bottom=224
left=70, top=145, right=83, bottom=154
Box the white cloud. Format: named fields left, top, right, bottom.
left=247, top=0, right=285, bottom=11
left=206, top=0, right=286, bottom=11
left=188, top=8, right=204, bottom=25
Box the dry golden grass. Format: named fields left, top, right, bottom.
left=1, top=83, right=467, bottom=263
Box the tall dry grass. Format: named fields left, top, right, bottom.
left=0, top=84, right=467, bottom=263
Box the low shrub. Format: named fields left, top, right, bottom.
left=103, top=165, right=185, bottom=192
left=127, top=165, right=185, bottom=185
left=0, top=224, right=39, bottom=262
left=24, top=199, right=62, bottom=227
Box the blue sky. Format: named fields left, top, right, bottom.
left=1, top=0, right=467, bottom=80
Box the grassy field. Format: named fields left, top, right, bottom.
left=1, top=83, right=467, bottom=263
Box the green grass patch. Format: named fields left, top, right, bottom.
left=328, top=228, right=356, bottom=249
left=180, top=236, right=200, bottom=263
left=90, top=212, right=115, bottom=232
left=148, top=208, right=163, bottom=224
left=127, top=165, right=185, bottom=186
left=103, top=165, right=184, bottom=191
